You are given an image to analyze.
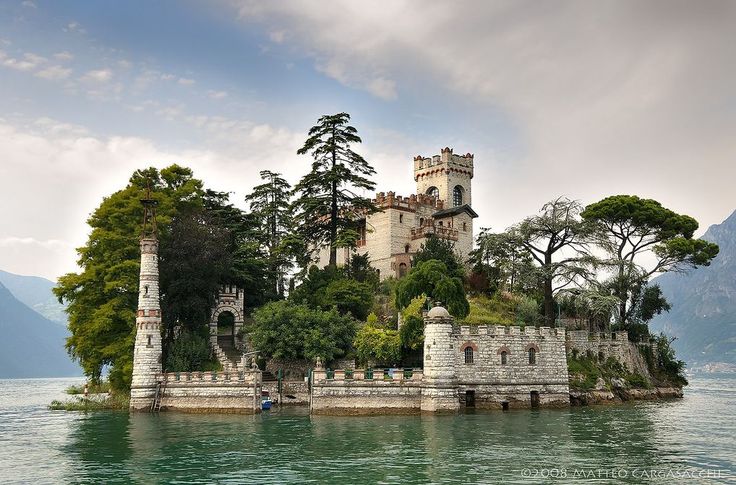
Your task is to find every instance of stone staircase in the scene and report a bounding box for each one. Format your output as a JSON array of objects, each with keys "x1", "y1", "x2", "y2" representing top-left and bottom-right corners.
[{"x1": 213, "y1": 335, "x2": 243, "y2": 372}]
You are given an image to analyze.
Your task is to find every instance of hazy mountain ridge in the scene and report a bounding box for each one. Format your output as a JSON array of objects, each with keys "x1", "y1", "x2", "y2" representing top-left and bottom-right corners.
[
  {"x1": 0, "y1": 280, "x2": 80, "y2": 378},
  {"x1": 0, "y1": 270, "x2": 67, "y2": 324},
  {"x1": 650, "y1": 209, "x2": 736, "y2": 366}
]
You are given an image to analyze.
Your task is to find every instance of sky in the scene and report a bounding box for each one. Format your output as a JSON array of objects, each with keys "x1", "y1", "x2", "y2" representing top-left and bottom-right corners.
[{"x1": 0, "y1": 0, "x2": 734, "y2": 281}]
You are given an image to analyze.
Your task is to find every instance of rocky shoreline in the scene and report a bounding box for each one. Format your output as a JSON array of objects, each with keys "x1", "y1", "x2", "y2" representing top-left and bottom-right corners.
[{"x1": 569, "y1": 386, "x2": 683, "y2": 406}]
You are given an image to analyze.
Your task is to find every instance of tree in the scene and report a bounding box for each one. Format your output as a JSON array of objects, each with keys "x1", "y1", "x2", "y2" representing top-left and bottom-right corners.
[
  {"x1": 250, "y1": 300, "x2": 357, "y2": 362},
  {"x1": 54, "y1": 165, "x2": 205, "y2": 390},
  {"x1": 470, "y1": 228, "x2": 540, "y2": 295},
  {"x1": 289, "y1": 265, "x2": 374, "y2": 320},
  {"x1": 581, "y1": 195, "x2": 719, "y2": 327},
  {"x1": 507, "y1": 197, "x2": 594, "y2": 327},
  {"x1": 395, "y1": 260, "x2": 470, "y2": 318},
  {"x1": 292, "y1": 112, "x2": 380, "y2": 267},
  {"x1": 354, "y1": 324, "x2": 401, "y2": 367},
  {"x1": 244, "y1": 170, "x2": 293, "y2": 298},
  {"x1": 412, "y1": 235, "x2": 465, "y2": 280}
]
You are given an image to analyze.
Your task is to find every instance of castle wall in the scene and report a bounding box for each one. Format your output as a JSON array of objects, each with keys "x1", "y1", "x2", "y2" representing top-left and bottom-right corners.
[
  {"x1": 157, "y1": 371, "x2": 262, "y2": 414},
  {"x1": 566, "y1": 330, "x2": 652, "y2": 380},
  {"x1": 310, "y1": 369, "x2": 423, "y2": 414},
  {"x1": 454, "y1": 326, "x2": 570, "y2": 408}
]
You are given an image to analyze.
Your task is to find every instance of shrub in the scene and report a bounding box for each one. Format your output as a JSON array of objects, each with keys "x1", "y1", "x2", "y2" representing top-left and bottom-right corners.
[
  {"x1": 354, "y1": 324, "x2": 401, "y2": 367},
  {"x1": 165, "y1": 328, "x2": 213, "y2": 372}
]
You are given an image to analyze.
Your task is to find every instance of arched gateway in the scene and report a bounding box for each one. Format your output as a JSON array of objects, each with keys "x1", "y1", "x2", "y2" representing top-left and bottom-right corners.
[{"x1": 209, "y1": 285, "x2": 245, "y2": 346}]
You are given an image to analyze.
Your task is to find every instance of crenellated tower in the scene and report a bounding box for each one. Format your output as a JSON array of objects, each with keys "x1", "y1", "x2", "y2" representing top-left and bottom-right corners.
[
  {"x1": 421, "y1": 304, "x2": 460, "y2": 413},
  {"x1": 414, "y1": 147, "x2": 474, "y2": 208},
  {"x1": 129, "y1": 187, "x2": 163, "y2": 411}
]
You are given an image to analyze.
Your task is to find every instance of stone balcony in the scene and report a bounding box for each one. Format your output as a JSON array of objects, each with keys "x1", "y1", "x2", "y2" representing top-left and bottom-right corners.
[{"x1": 410, "y1": 224, "x2": 459, "y2": 241}]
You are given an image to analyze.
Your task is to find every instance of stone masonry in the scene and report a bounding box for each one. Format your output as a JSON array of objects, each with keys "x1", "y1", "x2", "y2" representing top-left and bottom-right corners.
[
  {"x1": 130, "y1": 236, "x2": 164, "y2": 410},
  {"x1": 314, "y1": 147, "x2": 477, "y2": 279}
]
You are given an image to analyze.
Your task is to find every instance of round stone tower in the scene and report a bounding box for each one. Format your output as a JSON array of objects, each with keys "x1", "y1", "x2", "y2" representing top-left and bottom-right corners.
[
  {"x1": 420, "y1": 304, "x2": 459, "y2": 413},
  {"x1": 130, "y1": 193, "x2": 163, "y2": 411}
]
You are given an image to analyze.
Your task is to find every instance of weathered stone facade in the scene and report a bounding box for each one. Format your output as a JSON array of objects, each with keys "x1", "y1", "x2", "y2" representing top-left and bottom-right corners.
[
  {"x1": 314, "y1": 147, "x2": 477, "y2": 279},
  {"x1": 310, "y1": 305, "x2": 570, "y2": 414},
  {"x1": 566, "y1": 330, "x2": 653, "y2": 381},
  {"x1": 130, "y1": 237, "x2": 164, "y2": 411},
  {"x1": 157, "y1": 371, "x2": 262, "y2": 413}
]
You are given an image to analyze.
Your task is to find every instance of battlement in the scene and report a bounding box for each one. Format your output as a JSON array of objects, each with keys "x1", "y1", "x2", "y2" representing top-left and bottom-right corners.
[
  {"x1": 456, "y1": 325, "x2": 567, "y2": 340},
  {"x1": 374, "y1": 191, "x2": 445, "y2": 211},
  {"x1": 413, "y1": 147, "x2": 474, "y2": 173},
  {"x1": 566, "y1": 330, "x2": 629, "y2": 343}
]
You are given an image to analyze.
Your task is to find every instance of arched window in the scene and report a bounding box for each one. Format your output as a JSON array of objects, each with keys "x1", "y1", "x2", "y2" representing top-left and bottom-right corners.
[
  {"x1": 464, "y1": 346, "x2": 474, "y2": 364},
  {"x1": 501, "y1": 351, "x2": 508, "y2": 365},
  {"x1": 453, "y1": 185, "x2": 464, "y2": 207},
  {"x1": 419, "y1": 217, "x2": 424, "y2": 226},
  {"x1": 528, "y1": 348, "x2": 536, "y2": 365},
  {"x1": 462, "y1": 222, "x2": 467, "y2": 231},
  {"x1": 426, "y1": 186, "x2": 439, "y2": 199},
  {"x1": 398, "y1": 262, "x2": 408, "y2": 277},
  {"x1": 439, "y1": 221, "x2": 443, "y2": 227},
  {"x1": 399, "y1": 213, "x2": 404, "y2": 223},
  {"x1": 404, "y1": 244, "x2": 410, "y2": 254}
]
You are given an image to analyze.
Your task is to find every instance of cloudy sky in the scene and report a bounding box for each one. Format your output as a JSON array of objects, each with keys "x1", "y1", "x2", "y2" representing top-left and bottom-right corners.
[{"x1": 1, "y1": 0, "x2": 734, "y2": 281}]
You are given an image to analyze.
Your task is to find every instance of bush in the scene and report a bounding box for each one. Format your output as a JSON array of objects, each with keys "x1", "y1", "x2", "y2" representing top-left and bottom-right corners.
[
  {"x1": 395, "y1": 260, "x2": 469, "y2": 318},
  {"x1": 251, "y1": 300, "x2": 357, "y2": 363},
  {"x1": 165, "y1": 328, "x2": 214, "y2": 372},
  {"x1": 354, "y1": 324, "x2": 401, "y2": 367}
]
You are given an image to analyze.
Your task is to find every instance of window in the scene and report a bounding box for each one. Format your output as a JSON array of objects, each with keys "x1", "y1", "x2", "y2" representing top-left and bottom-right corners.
[
  {"x1": 144, "y1": 285, "x2": 149, "y2": 296},
  {"x1": 399, "y1": 214, "x2": 403, "y2": 223},
  {"x1": 146, "y1": 335, "x2": 152, "y2": 348},
  {"x1": 439, "y1": 221, "x2": 443, "y2": 227},
  {"x1": 501, "y1": 351, "x2": 508, "y2": 365},
  {"x1": 453, "y1": 185, "x2": 464, "y2": 207},
  {"x1": 405, "y1": 244, "x2": 410, "y2": 254},
  {"x1": 528, "y1": 348, "x2": 536, "y2": 365},
  {"x1": 426, "y1": 186, "x2": 439, "y2": 199},
  {"x1": 419, "y1": 217, "x2": 424, "y2": 226},
  {"x1": 464, "y1": 346, "x2": 474, "y2": 364},
  {"x1": 463, "y1": 222, "x2": 467, "y2": 231}
]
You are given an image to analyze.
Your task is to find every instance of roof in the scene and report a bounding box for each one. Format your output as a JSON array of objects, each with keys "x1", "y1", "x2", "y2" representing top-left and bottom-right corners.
[{"x1": 432, "y1": 204, "x2": 478, "y2": 219}]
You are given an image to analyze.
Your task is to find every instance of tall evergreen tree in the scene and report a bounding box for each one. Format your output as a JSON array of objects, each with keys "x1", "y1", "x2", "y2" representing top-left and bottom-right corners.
[
  {"x1": 245, "y1": 170, "x2": 293, "y2": 298},
  {"x1": 292, "y1": 112, "x2": 380, "y2": 268}
]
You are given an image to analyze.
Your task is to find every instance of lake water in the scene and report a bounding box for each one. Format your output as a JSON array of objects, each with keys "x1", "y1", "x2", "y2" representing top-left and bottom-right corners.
[{"x1": 0, "y1": 376, "x2": 733, "y2": 484}]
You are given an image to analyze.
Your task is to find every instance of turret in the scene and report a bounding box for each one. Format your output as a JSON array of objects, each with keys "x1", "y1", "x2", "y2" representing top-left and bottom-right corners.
[
  {"x1": 420, "y1": 304, "x2": 459, "y2": 413},
  {"x1": 130, "y1": 188, "x2": 163, "y2": 411},
  {"x1": 413, "y1": 147, "x2": 474, "y2": 208}
]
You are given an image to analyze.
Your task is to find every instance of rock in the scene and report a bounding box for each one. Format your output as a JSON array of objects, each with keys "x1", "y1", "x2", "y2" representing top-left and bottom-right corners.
[
  {"x1": 594, "y1": 377, "x2": 606, "y2": 390},
  {"x1": 611, "y1": 377, "x2": 626, "y2": 389}
]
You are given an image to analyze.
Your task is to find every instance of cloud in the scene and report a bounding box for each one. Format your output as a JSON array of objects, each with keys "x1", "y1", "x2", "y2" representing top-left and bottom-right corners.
[
  {"x1": 35, "y1": 65, "x2": 72, "y2": 80},
  {"x1": 177, "y1": 77, "x2": 195, "y2": 85},
  {"x1": 64, "y1": 21, "x2": 85, "y2": 34},
  {"x1": 81, "y1": 68, "x2": 112, "y2": 82},
  {"x1": 229, "y1": 0, "x2": 736, "y2": 233},
  {"x1": 53, "y1": 50, "x2": 73, "y2": 61},
  {"x1": 0, "y1": 51, "x2": 46, "y2": 71},
  {"x1": 21, "y1": 1, "x2": 37, "y2": 9},
  {"x1": 207, "y1": 90, "x2": 228, "y2": 99},
  {"x1": 269, "y1": 30, "x2": 286, "y2": 43}
]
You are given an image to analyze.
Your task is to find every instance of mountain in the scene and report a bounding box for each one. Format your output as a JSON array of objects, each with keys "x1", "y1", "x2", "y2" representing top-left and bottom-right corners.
[
  {"x1": 0, "y1": 281, "x2": 81, "y2": 378},
  {"x1": 650, "y1": 209, "x2": 736, "y2": 366},
  {"x1": 0, "y1": 269, "x2": 67, "y2": 324}
]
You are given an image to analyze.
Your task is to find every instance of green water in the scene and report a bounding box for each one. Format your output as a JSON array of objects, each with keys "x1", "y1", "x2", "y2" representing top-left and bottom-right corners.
[{"x1": 0, "y1": 376, "x2": 734, "y2": 484}]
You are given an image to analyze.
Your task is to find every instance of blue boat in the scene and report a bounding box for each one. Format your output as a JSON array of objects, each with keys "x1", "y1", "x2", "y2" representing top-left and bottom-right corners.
[{"x1": 261, "y1": 398, "x2": 273, "y2": 410}]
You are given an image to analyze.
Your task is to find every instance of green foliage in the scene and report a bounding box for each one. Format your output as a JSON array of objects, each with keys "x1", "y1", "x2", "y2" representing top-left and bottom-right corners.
[
  {"x1": 515, "y1": 296, "x2": 542, "y2": 326},
  {"x1": 244, "y1": 170, "x2": 293, "y2": 298},
  {"x1": 354, "y1": 324, "x2": 401, "y2": 366},
  {"x1": 251, "y1": 300, "x2": 357, "y2": 362},
  {"x1": 399, "y1": 295, "x2": 427, "y2": 352},
  {"x1": 49, "y1": 394, "x2": 129, "y2": 411},
  {"x1": 470, "y1": 229, "x2": 540, "y2": 295},
  {"x1": 412, "y1": 235, "x2": 465, "y2": 280},
  {"x1": 582, "y1": 195, "x2": 719, "y2": 326},
  {"x1": 65, "y1": 381, "x2": 111, "y2": 395},
  {"x1": 292, "y1": 112, "x2": 380, "y2": 267},
  {"x1": 641, "y1": 333, "x2": 688, "y2": 387},
  {"x1": 344, "y1": 252, "x2": 380, "y2": 289},
  {"x1": 164, "y1": 328, "x2": 216, "y2": 372},
  {"x1": 395, "y1": 260, "x2": 469, "y2": 318},
  {"x1": 462, "y1": 294, "x2": 517, "y2": 325},
  {"x1": 290, "y1": 265, "x2": 374, "y2": 320}
]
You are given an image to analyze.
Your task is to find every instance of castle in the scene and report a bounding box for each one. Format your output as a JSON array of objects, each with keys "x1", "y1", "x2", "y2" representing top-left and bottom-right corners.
[
  {"x1": 313, "y1": 147, "x2": 477, "y2": 278},
  {"x1": 129, "y1": 148, "x2": 658, "y2": 414}
]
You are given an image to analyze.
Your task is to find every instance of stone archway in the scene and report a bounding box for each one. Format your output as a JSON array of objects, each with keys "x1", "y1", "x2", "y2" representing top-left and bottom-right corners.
[{"x1": 209, "y1": 285, "x2": 245, "y2": 347}]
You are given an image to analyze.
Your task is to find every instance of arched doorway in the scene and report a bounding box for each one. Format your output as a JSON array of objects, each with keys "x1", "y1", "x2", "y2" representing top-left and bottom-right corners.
[{"x1": 217, "y1": 310, "x2": 236, "y2": 343}]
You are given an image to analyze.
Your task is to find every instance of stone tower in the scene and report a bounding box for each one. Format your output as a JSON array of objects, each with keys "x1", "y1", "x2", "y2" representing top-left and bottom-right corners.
[
  {"x1": 414, "y1": 147, "x2": 474, "y2": 208},
  {"x1": 421, "y1": 304, "x2": 459, "y2": 413},
  {"x1": 129, "y1": 191, "x2": 163, "y2": 411}
]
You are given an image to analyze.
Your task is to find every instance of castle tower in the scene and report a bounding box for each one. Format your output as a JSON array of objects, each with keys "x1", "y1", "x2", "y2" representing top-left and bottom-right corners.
[
  {"x1": 129, "y1": 189, "x2": 163, "y2": 411},
  {"x1": 420, "y1": 304, "x2": 459, "y2": 413},
  {"x1": 414, "y1": 147, "x2": 474, "y2": 208}
]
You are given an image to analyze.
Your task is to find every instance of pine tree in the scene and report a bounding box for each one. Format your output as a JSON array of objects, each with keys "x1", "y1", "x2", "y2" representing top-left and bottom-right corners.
[
  {"x1": 245, "y1": 170, "x2": 293, "y2": 298},
  {"x1": 293, "y1": 113, "x2": 380, "y2": 268}
]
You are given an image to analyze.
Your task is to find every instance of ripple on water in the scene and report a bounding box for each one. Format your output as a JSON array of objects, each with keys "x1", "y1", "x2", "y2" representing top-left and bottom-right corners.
[{"x1": 0, "y1": 376, "x2": 734, "y2": 483}]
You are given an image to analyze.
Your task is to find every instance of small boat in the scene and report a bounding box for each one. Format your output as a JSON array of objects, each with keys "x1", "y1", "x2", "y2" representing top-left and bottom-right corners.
[{"x1": 261, "y1": 398, "x2": 273, "y2": 410}]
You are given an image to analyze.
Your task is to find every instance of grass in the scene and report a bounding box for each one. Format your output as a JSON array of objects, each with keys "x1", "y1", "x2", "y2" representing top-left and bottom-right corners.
[
  {"x1": 461, "y1": 294, "x2": 516, "y2": 326},
  {"x1": 568, "y1": 354, "x2": 652, "y2": 391},
  {"x1": 49, "y1": 393, "x2": 129, "y2": 411},
  {"x1": 65, "y1": 381, "x2": 111, "y2": 395}
]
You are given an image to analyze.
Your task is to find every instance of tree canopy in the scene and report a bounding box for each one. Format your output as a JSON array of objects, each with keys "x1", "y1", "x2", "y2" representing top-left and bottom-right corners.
[
  {"x1": 292, "y1": 113, "x2": 380, "y2": 267},
  {"x1": 582, "y1": 195, "x2": 719, "y2": 326},
  {"x1": 395, "y1": 259, "x2": 469, "y2": 318}
]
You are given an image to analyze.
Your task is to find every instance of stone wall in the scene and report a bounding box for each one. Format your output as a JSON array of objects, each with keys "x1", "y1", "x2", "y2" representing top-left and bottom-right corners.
[
  {"x1": 310, "y1": 368, "x2": 423, "y2": 414},
  {"x1": 454, "y1": 325, "x2": 570, "y2": 408},
  {"x1": 263, "y1": 380, "x2": 310, "y2": 405},
  {"x1": 566, "y1": 330, "x2": 652, "y2": 380},
  {"x1": 157, "y1": 371, "x2": 262, "y2": 413}
]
